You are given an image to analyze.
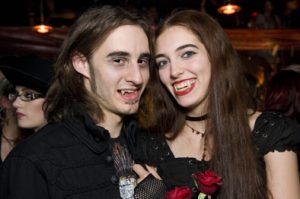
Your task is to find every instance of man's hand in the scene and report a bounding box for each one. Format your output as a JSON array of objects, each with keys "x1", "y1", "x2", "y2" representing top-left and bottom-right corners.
[
  {"x1": 133, "y1": 164, "x2": 166, "y2": 199},
  {"x1": 133, "y1": 164, "x2": 162, "y2": 183}
]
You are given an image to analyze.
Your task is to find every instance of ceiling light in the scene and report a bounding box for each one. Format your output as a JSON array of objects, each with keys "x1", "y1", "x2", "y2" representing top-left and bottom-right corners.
[{"x1": 218, "y1": 1, "x2": 241, "y2": 15}]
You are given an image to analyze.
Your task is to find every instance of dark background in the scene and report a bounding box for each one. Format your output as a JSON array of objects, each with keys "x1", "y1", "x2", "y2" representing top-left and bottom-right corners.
[
  {"x1": 0, "y1": 0, "x2": 295, "y2": 28},
  {"x1": 0, "y1": 0, "x2": 299, "y2": 110}
]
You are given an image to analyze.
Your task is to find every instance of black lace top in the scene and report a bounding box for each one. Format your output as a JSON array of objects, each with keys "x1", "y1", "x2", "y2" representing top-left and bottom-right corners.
[{"x1": 130, "y1": 112, "x2": 300, "y2": 198}]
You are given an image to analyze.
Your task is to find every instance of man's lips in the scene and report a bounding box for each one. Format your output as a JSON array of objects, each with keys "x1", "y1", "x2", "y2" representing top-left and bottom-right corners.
[{"x1": 117, "y1": 88, "x2": 141, "y2": 102}]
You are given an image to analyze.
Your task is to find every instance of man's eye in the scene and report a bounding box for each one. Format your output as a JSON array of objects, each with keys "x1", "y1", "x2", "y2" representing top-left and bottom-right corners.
[
  {"x1": 138, "y1": 58, "x2": 149, "y2": 65},
  {"x1": 182, "y1": 51, "x2": 196, "y2": 58},
  {"x1": 113, "y1": 59, "x2": 122, "y2": 63},
  {"x1": 112, "y1": 57, "x2": 126, "y2": 65}
]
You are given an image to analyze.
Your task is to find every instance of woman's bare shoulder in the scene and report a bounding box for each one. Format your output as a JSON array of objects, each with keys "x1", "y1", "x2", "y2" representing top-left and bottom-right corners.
[{"x1": 248, "y1": 110, "x2": 262, "y2": 131}]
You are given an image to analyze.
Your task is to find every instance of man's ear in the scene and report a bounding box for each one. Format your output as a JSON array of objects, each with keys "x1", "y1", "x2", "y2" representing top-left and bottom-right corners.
[{"x1": 72, "y1": 53, "x2": 91, "y2": 79}]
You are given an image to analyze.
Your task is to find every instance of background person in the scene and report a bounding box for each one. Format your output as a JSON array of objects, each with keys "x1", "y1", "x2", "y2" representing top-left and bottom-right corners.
[
  {"x1": 0, "y1": 55, "x2": 54, "y2": 132},
  {"x1": 264, "y1": 65, "x2": 300, "y2": 171},
  {"x1": 264, "y1": 65, "x2": 300, "y2": 123},
  {"x1": 254, "y1": 0, "x2": 282, "y2": 29},
  {"x1": 0, "y1": 74, "x2": 22, "y2": 163}
]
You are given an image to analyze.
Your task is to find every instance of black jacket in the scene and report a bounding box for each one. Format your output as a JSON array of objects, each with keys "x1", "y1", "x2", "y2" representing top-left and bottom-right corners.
[{"x1": 0, "y1": 112, "x2": 137, "y2": 199}]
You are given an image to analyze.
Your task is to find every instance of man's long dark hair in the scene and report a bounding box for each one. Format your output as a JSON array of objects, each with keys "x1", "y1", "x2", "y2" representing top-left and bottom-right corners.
[{"x1": 45, "y1": 6, "x2": 153, "y2": 123}]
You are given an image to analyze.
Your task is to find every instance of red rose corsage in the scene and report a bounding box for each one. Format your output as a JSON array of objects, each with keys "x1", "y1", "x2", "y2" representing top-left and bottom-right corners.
[
  {"x1": 165, "y1": 186, "x2": 193, "y2": 199},
  {"x1": 192, "y1": 170, "x2": 223, "y2": 199}
]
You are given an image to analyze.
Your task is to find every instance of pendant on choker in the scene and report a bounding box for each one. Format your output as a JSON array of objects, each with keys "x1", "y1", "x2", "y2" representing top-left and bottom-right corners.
[
  {"x1": 186, "y1": 114, "x2": 208, "y2": 121},
  {"x1": 185, "y1": 122, "x2": 207, "y2": 160},
  {"x1": 185, "y1": 123, "x2": 205, "y2": 137}
]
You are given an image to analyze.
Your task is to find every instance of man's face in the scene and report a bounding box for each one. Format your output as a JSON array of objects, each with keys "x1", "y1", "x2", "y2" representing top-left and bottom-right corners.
[{"x1": 90, "y1": 25, "x2": 150, "y2": 117}]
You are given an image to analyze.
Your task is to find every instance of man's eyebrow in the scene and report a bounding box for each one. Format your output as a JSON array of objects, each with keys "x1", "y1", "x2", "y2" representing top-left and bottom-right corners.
[
  {"x1": 106, "y1": 51, "x2": 151, "y2": 59},
  {"x1": 106, "y1": 51, "x2": 129, "y2": 58},
  {"x1": 139, "y1": 52, "x2": 151, "y2": 59}
]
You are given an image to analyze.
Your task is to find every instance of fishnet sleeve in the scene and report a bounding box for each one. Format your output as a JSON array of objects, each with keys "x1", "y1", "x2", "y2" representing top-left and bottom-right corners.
[{"x1": 134, "y1": 174, "x2": 167, "y2": 199}]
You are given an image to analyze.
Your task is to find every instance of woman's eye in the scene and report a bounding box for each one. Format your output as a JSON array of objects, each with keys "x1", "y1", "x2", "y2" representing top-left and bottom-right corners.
[
  {"x1": 182, "y1": 51, "x2": 195, "y2": 58},
  {"x1": 24, "y1": 92, "x2": 34, "y2": 99},
  {"x1": 156, "y1": 60, "x2": 168, "y2": 68}
]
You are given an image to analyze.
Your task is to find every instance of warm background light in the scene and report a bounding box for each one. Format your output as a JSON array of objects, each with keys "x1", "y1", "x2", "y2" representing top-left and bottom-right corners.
[
  {"x1": 33, "y1": 24, "x2": 53, "y2": 34},
  {"x1": 218, "y1": 4, "x2": 241, "y2": 15}
]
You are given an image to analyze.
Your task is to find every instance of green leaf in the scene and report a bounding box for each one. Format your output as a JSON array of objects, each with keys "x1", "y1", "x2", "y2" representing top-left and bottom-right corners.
[{"x1": 198, "y1": 192, "x2": 207, "y2": 199}]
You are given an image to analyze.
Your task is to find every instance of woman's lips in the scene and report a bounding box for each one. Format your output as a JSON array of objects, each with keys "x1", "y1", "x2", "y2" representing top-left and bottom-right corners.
[
  {"x1": 173, "y1": 79, "x2": 196, "y2": 96},
  {"x1": 16, "y1": 112, "x2": 25, "y2": 119}
]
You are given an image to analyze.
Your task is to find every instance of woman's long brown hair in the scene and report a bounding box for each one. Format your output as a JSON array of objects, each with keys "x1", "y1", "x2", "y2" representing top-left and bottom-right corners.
[{"x1": 145, "y1": 10, "x2": 268, "y2": 199}]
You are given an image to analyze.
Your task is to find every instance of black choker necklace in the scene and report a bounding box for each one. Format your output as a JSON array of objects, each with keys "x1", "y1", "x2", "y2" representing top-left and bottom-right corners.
[{"x1": 186, "y1": 114, "x2": 208, "y2": 121}]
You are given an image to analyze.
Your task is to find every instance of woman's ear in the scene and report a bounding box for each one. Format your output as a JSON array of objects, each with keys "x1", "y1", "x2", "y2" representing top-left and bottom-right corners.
[{"x1": 72, "y1": 53, "x2": 91, "y2": 79}]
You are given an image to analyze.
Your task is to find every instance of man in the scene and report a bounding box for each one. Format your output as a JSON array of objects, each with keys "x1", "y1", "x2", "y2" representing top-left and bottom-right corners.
[{"x1": 0, "y1": 6, "x2": 159, "y2": 199}]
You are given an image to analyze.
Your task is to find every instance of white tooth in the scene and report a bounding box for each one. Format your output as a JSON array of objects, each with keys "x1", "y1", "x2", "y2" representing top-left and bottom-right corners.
[
  {"x1": 120, "y1": 90, "x2": 136, "y2": 95},
  {"x1": 184, "y1": 81, "x2": 188, "y2": 88},
  {"x1": 174, "y1": 79, "x2": 195, "y2": 91}
]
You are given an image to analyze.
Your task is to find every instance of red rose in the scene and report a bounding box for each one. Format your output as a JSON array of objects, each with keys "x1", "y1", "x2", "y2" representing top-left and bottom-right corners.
[
  {"x1": 192, "y1": 170, "x2": 223, "y2": 195},
  {"x1": 165, "y1": 186, "x2": 192, "y2": 199}
]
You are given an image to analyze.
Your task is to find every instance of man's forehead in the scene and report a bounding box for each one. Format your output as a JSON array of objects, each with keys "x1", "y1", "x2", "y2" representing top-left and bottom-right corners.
[
  {"x1": 97, "y1": 25, "x2": 150, "y2": 56},
  {"x1": 105, "y1": 25, "x2": 146, "y2": 41}
]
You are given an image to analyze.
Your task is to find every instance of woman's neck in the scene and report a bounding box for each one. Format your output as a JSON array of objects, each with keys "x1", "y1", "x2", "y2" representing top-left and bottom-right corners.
[
  {"x1": 186, "y1": 100, "x2": 208, "y2": 119},
  {"x1": 167, "y1": 120, "x2": 209, "y2": 161}
]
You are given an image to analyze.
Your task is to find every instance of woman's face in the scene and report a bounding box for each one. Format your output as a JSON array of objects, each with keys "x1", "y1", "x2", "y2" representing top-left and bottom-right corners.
[
  {"x1": 12, "y1": 86, "x2": 47, "y2": 131},
  {"x1": 155, "y1": 26, "x2": 211, "y2": 114}
]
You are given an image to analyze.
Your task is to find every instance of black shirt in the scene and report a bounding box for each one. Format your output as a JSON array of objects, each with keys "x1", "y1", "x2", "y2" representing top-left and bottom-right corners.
[{"x1": 0, "y1": 111, "x2": 138, "y2": 199}]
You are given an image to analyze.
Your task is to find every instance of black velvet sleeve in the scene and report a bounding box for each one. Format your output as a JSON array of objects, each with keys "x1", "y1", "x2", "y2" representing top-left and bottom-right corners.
[{"x1": 253, "y1": 112, "x2": 300, "y2": 157}]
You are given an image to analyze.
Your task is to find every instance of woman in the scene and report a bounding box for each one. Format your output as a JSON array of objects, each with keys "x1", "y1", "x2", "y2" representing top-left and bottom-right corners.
[
  {"x1": 0, "y1": 55, "x2": 54, "y2": 132},
  {"x1": 133, "y1": 10, "x2": 300, "y2": 199},
  {"x1": 0, "y1": 75, "x2": 22, "y2": 163}
]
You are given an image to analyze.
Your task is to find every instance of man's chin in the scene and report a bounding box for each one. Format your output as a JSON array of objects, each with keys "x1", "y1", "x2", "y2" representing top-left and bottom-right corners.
[{"x1": 120, "y1": 103, "x2": 139, "y2": 115}]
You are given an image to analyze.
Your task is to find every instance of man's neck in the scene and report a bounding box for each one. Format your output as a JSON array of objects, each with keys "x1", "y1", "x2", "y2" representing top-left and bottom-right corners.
[{"x1": 97, "y1": 111, "x2": 123, "y2": 138}]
